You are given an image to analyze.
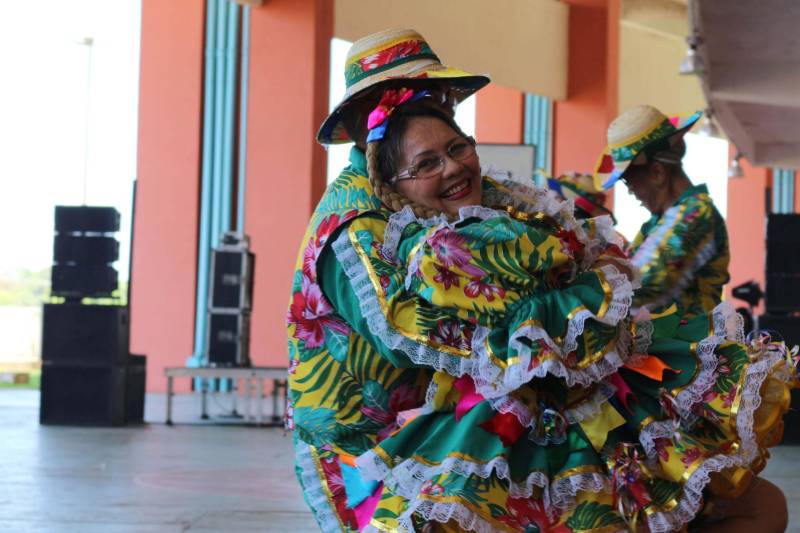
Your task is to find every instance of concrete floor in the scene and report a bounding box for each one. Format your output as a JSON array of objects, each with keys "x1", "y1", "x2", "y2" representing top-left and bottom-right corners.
[{"x1": 1, "y1": 389, "x2": 798, "y2": 532}]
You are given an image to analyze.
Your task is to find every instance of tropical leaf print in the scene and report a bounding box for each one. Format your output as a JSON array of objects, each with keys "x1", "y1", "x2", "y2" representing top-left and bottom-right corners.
[{"x1": 565, "y1": 501, "x2": 625, "y2": 530}]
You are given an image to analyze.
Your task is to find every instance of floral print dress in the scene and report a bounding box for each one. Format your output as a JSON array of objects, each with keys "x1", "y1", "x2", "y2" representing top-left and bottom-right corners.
[{"x1": 287, "y1": 149, "x2": 793, "y2": 533}]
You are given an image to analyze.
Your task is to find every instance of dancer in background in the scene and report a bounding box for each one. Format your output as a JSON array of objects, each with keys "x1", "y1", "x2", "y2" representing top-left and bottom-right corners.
[{"x1": 595, "y1": 105, "x2": 729, "y2": 318}]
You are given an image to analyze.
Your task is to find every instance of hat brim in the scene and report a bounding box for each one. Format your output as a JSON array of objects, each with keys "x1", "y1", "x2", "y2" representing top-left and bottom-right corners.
[
  {"x1": 594, "y1": 111, "x2": 702, "y2": 190},
  {"x1": 317, "y1": 66, "x2": 490, "y2": 145}
]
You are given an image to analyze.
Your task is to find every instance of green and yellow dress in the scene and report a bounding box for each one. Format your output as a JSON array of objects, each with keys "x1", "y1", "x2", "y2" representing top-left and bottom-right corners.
[
  {"x1": 287, "y1": 150, "x2": 793, "y2": 532},
  {"x1": 629, "y1": 184, "x2": 729, "y2": 318}
]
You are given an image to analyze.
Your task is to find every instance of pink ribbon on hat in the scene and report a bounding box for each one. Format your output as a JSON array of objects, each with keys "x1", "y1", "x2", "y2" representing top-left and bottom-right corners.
[{"x1": 366, "y1": 88, "x2": 429, "y2": 143}]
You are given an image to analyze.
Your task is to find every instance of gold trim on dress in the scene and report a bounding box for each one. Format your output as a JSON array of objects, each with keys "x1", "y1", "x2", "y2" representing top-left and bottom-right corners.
[{"x1": 348, "y1": 224, "x2": 471, "y2": 358}]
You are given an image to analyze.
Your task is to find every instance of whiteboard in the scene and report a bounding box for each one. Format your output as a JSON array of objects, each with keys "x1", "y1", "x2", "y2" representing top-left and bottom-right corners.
[{"x1": 476, "y1": 143, "x2": 537, "y2": 185}]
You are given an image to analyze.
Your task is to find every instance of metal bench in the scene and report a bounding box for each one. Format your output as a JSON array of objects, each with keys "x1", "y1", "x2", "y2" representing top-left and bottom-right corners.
[{"x1": 164, "y1": 366, "x2": 287, "y2": 426}]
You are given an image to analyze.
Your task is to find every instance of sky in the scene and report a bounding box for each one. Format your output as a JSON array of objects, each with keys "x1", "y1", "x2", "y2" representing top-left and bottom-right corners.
[{"x1": 0, "y1": 0, "x2": 141, "y2": 280}]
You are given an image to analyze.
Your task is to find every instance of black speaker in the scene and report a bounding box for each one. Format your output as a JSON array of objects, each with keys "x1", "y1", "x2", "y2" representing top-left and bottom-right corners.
[
  {"x1": 758, "y1": 313, "x2": 800, "y2": 444},
  {"x1": 765, "y1": 214, "x2": 800, "y2": 313},
  {"x1": 51, "y1": 265, "x2": 118, "y2": 298},
  {"x1": 55, "y1": 206, "x2": 120, "y2": 233},
  {"x1": 54, "y1": 235, "x2": 119, "y2": 265},
  {"x1": 39, "y1": 363, "x2": 127, "y2": 426},
  {"x1": 210, "y1": 249, "x2": 255, "y2": 310},
  {"x1": 765, "y1": 273, "x2": 800, "y2": 313},
  {"x1": 41, "y1": 304, "x2": 129, "y2": 366},
  {"x1": 207, "y1": 311, "x2": 250, "y2": 367},
  {"x1": 125, "y1": 354, "x2": 146, "y2": 423}
]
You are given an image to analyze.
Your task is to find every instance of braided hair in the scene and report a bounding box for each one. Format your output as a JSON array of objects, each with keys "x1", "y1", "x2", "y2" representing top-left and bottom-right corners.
[{"x1": 367, "y1": 100, "x2": 477, "y2": 219}]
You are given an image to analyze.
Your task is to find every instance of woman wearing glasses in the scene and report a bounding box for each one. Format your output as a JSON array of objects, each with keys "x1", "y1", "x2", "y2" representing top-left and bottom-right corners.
[{"x1": 289, "y1": 32, "x2": 792, "y2": 533}]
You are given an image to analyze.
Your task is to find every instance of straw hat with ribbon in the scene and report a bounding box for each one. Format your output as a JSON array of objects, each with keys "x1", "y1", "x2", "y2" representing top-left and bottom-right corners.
[
  {"x1": 317, "y1": 28, "x2": 490, "y2": 145},
  {"x1": 546, "y1": 171, "x2": 617, "y2": 224},
  {"x1": 594, "y1": 105, "x2": 702, "y2": 190}
]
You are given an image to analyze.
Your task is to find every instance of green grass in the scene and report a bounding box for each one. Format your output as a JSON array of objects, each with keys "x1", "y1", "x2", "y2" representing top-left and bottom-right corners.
[{"x1": 0, "y1": 370, "x2": 41, "y2": 389}]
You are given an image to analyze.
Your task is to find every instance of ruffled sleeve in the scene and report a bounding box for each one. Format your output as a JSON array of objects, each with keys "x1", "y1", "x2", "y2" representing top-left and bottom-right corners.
[
  {"x1": 387, "y1": 206, "x2": 578, "y2": 326},
  {"x1": 329, "y1": 204, "x2": 635, "y2": 399}
]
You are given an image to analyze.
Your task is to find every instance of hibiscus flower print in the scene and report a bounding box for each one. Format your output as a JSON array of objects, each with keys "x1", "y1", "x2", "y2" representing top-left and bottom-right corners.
[
  {"x1": 429, "y1": 320, "x2": 470, "y2": 350},
  {"x1": 654, "y1": 437, "x2": 671, "y2": 462},
  {"x1": 432, "y1": 263, "x2": 460, "y2": 290},
  {"x1": 426, "y1": 229, "x2": 486, "y2": 277},
  {"x1": 681, "y1": 447, "x2": 702, "y2": 467},
  {"x1": 464, "y1": 277, "x2": 506, "y2": 301},
  {"x1": 287, "y1": 276, "x2": 350, "y2": 349},
  {"x1": 721, "y1": 384, "x2": 738, "y2": 408}
]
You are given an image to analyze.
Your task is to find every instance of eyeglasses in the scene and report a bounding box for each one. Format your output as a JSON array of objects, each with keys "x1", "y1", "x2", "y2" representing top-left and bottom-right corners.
[{"x1": 393, "y1": 137, "x2": 477, "y2": 182}]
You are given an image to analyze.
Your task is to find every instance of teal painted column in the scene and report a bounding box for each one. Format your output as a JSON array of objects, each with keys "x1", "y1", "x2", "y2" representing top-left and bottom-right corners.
[
  {"x1": 189, "y1": 0, "x2": 220, "y2": 369},
  {"x1": 773, "y1": 168, "x2": 796, "y2": 214},
  {"x1": 523, "y1": 93, "x2": 552, "y2": 186}
]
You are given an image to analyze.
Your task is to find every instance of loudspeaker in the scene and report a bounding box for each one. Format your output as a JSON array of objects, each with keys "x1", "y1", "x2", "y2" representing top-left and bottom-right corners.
[
  {"x1": 125, "y1": 354, "x2": 146, "y2": 423},
  {"x1": 765, "y1": 214, "x2": 800, "y2": 313},
  {"x1": 55, "y1": 206, "x2": 120, "y2": 233},
  {"x1": 758, "y1": 313, "x2": 800, "y2": 444},
  {"x1": 207, "y1": 311, "x2": 250, "y2": 367},
  {"x1": 54, "y1": 235, "x2": 119, "y2": 265},
  {"x1": 210, "y1": 250, "x2": 255, "y2": 310},
  {"x1": 51, "y1": 265, "x2": 118, "y2": 298},
  {"x1": 765, "y1": 273, "x2": 800, "y2": 313},
  {"x1": 39, "y1": 363, "x2": 127, "y2": 426},
  {"x1": 41, "y1": 304, "x2": 129, "y2": 366}
]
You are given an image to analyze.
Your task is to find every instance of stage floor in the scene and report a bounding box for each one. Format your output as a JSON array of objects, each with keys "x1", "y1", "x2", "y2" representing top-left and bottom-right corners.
[{"x1": 1, "y1": 389, "x2": 799, "y2": 532}]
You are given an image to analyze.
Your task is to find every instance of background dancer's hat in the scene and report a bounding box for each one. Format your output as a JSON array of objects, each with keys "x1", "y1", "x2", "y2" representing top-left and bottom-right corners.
[
  {"x1": 546, "y1": 171, "x2": 616, "y2": 224},
  {"x1": 594, "y1": 104, "x2": 702, "y2": 190},
  {"x1": 317, "y1": 28, "x2": 490, "y2": 145}
]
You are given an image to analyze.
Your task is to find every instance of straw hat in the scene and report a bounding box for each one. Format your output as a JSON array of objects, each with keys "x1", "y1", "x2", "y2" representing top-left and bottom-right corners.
[
  {"x1": 594, "y1": 105, "x2": 702, "y2": 190},
  {"x1": 317, "y1": 28, "x2": 490, "y2": 145},
  {"x1": 546, "y1": 172, "x2": 616, "y2": 223}
]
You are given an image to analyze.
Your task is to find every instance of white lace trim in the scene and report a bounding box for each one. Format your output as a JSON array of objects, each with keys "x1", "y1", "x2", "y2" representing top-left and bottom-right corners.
[
  {"x1": 471, "y1": 264, "x2": 633, "y2": 398},
  {"x1": 294, "y1": 439, "x2": 344, "y2": 533},
  {"x1": 643, "y1": 349, "x2": 787, "y2": 532},
  {"x1": 357, "y1": 446, "x2": 614, "y2": 533},
  {"x1": 334, "y1": 230, "x2": 634, "y2": 399},
  {"x1": 332, "y1": 230, "x2": 474, "y2": 378},
  {"x1": 639, "y1": 302, "x2": 746, "y2": 457},
  {"x1": 676, "y1": 302, "x2": 744, "y2": 414},
  {"x1": 633, "y1": 318, "x2": 655, "y2": 354},
  {"x1": 382, "y1": 204, "x2": 507, "y2": 263}
]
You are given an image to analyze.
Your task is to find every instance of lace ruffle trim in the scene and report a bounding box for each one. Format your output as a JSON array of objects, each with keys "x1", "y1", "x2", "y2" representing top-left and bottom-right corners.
[
  {"x1": 642, "y1": 348, "x2": 787, "y2": 532},
  {"x1": 471, "y1": 264, "x2": 634, "y2": 398},
  {"x1": 294, "y1": 440, "x2": 346, "y2": 533}
]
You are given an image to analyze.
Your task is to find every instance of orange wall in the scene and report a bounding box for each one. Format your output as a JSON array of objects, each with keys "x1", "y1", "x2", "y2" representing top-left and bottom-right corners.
[
  {"x1": 726, "y1": 152, "x2": 769, "y2": 314},
  {"x1": 245, "y1": 0, "x2": 333, "y2": 367},
  {"x1": 131, "y1": 0, "x2": 204, "y2": 391},
  {"x1": 475, "y1": 84, "x2": 524, "y2": 144},
  {"x1": 553, "y1": 4, "x2": 609, "y2": 177}
]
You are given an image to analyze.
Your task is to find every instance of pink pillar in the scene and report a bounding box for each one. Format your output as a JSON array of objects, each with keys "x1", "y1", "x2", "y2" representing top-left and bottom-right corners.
[
  {"x1": 475, "y1": 84, "x2": 524, "y2": 144},
  {"x1": 726, "y1": 151, "x2": 769, "y2": 315},
  {"x1": 131, "y1": 0, "x2": 204, "y2": 391},
  {"x1": 553, "y1": 1, "x2": 618, "y2": 212},
  {"x1": 244, "y1": 0, "x2": 333, "y2": 367}
]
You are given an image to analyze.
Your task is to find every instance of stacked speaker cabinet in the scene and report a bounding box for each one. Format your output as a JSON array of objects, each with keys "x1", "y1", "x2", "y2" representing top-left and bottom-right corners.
[
  {"x1": 759, "y1": 213, "x2": 800, "y2": 444},
  {"x1": 207, "y1": 233, "x2": 254, "y2": 367},
  {"x1": 40, "y1": 206, "x2": 145, "y2": 426}
]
